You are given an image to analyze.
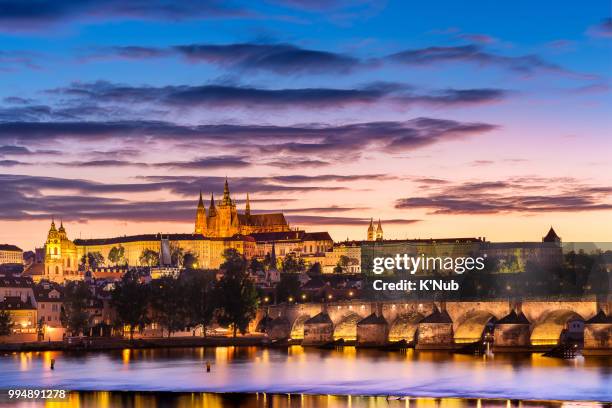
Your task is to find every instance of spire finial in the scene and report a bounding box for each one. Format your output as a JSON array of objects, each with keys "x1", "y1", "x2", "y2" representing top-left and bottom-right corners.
[{"x1": 222, "y1": 177, "x2": 231, "y2": 205}]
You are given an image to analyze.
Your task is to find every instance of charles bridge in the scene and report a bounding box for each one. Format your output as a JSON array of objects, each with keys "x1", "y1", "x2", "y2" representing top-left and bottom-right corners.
[{"x1": 253, "y1": 296, "x2": 612, "y2": 352}]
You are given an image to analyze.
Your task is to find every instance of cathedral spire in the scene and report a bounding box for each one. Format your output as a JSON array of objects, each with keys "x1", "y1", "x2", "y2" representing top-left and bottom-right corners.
[
  {"x1": 194, "y1": 190, "x2": 207, "y2": 235},
  {"x1": 222, "y1": 177, "x2": 232, "y2": 205},
  {"x1": 50, "y1": 217, "x2": 56, "y2": 231},
  {"x1": 367, "y1": 217, "x2": 374, "y2": 241},
  {"x1": 209, "y1": 193, "x2": 216, "y2": 216},
  {"x1": 376, "y1": 219, "x2": 383, "y2": 241},
  {"x1": 245, "y1": 193, "x2": 251, "y2": 217}
]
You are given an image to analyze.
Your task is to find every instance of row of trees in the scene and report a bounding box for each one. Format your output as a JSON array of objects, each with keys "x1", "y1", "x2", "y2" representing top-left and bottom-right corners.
[
  {"x1": 79, "y1": 247, "x2": 199, "y2": 269},
  {"x1": 62, "y1": 249, "x2": 258, "y2": 339}
]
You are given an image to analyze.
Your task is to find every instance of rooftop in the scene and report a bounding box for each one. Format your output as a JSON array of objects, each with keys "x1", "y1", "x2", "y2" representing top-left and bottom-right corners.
[{"x1": 0, "y1": 244, "x2": 22, "y2": 252}]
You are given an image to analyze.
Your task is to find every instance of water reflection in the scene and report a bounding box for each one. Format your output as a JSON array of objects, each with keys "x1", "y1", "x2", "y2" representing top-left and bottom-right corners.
[
  {"x1": 1, "y1": 392, "x2": 609, "y2": 408},
  {"x1": 0, "y1": 347, "x2": 610, "y2": 403}
]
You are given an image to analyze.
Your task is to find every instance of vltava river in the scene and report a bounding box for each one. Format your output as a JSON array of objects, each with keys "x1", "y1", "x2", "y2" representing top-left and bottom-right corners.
[{"x1": 0, "y1": 346, "x2": 610, "y2": 407}]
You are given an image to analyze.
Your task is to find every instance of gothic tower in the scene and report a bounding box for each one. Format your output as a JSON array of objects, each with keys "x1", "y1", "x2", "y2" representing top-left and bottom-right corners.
[
  {"x1": 245, "y1": 193, "x2": 251, "y2": 218},
  {"x1": 376, "y1": 219, "x2": 383, "y2": 241},
  {"x1": 367, "y1": 218, "x2": 374, "y2": 241},
  {"x1": 194, "y1": 190, "x2": 207, "y2": 235}
]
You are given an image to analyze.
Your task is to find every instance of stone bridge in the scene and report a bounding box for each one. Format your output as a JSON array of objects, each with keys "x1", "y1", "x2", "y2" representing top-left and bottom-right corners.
[{"x1": 252, "y1": 297, "x2": 611, "y2": 349}]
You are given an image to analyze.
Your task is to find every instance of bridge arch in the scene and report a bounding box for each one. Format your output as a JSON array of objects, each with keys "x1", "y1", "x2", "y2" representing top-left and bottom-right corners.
[
  {"x1": 388, "y1": 312, "x2": 424, "y2": 343},
  {"x1": 531, "y1": 310, "x2": 584, "y2": 346},
  {"x1": 290, "y1": 314, "x2": 312, "y2": 340},
  {"x1": 333, "y1": 312, "x2": 361, "y2": 341},
  {"x1": 454, "y1": 311, "x2": 497, "y2": 343}
]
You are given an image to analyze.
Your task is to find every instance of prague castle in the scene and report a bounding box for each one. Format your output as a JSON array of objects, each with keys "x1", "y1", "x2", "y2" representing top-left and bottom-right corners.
[
  {"x1": 38, "y1": 180, "x2": 332, "y2": 283},
  {"x1": 194, "y1": 179, "x2": 290, "y2": 237},
  {"x1": 35, "y1": 179, "x2": 561, "y2": 283}
]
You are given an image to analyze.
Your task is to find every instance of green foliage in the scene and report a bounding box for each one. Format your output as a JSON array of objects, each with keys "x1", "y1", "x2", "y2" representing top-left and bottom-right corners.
[
  {"x1": 275, "y1": 273, "x2": 301, "y2": 302},
  {"x1": 183, "y1": 272, "x2": 215, "y2": 337},
  {"x1": 307, "y1": 262, "x2": 322, "y2": 275},
  {"x1": 80, "y1": 252, "x2": 105, "y2": 268},
  {"x1": 139, "y1": 249, "x2": 159, "y2": 267},
  {"x1": 111, "y1": 271, "x2": 150, "y2": 340},
  {"x1": 61, "y1": 281, "x2": 90, "y2": 336},
  {"x1": 108, "y1": 246, "x2": 125, "y2": 266},
  {"x1": 183, "y1": 252, "x2": 199, "y2": 269},
  {"x1": 170, "y1": 245, "x2": 184, "y2": 267},
  {"x1": 281, "y1": 253, "x2": 305, "y2": 273},
  {"x1": 215, "y1": 249, "x2": 259, "y2": 337},
  {"x1": 150, "y1": 276, "x2": 188, "y2": 337},
  {"x1": 0, "y1": 306, "x2": 13, "y2": 336}
]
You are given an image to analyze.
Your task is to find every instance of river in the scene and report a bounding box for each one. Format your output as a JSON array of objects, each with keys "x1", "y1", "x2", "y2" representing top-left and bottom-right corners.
[{"x1": 0, "y1": 346, "x2": 610, "y2": 407}]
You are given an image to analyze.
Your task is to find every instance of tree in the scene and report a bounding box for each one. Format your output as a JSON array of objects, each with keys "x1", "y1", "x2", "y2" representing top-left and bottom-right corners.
[
  {"x1": 80, "y1": 252, "x2": 105, "y2": 268},
  {"x1": 111, "y1": 271, "x2": 150, "y2": 340},
  {"x1": 184, "y1": 272, "x2": 215, "y2": 337},
  {"x1": 150, "y1": 276, "x2": 188, "y2": 337},
  {"x1": 282, "y1": 253, "x2": 305, "y2": 273},
  {"x1": 307, "y1": 262, "x2": 322, "y2": 275},
  {"x1": 249, "y1": 258, "x2": 264, "y2": 273},
  {"x1": 61, "y1": 281, "x2": 90, "y2": 336},
  {"x1": 275, "y1": 273, "x2": 301, "y2": 302},
  {"x1": 215, "y1": 249, "x2": 259, "y2": 337},
  {"x1": 333, "y1": 255, "x2": 353, "y2": 274},
  {"x1": 139, "y1": 249, "x2": 159, "y2": 267},
  {"x1": 0, "y1": 306, "x2": 13, "y2": 337},
  {"x1": 108, "y1": 246, "x2": 125, "y2": 266},
  {"x1": 170, "y1": 245, "x2": 184, "y2": 267},
  {"x1": 183, "y1": 252, "x2": 199, "y2": 269}
]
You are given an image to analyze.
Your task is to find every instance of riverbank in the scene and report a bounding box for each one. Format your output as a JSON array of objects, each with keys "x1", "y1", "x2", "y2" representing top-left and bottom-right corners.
[
  {"x1": 1, "y1": 336, "x2": 610, "y2": 354},
  {"x1": 0, "y1": 335, "x2": 268, "y2": 352}
]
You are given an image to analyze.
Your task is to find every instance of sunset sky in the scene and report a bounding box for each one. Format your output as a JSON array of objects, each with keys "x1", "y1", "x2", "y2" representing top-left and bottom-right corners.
[{"x1": 0, "y1": 0, "x2": 611, "y2": 251}]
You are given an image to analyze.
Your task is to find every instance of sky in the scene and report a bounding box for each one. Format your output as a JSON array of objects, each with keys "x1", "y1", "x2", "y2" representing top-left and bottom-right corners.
[{"x1": 0, "y1": 0, "x2": 611, "y2": 251}]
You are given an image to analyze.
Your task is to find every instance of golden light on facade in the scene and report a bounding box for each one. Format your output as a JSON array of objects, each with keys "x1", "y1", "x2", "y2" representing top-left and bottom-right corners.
[
  {"x1": 263, "y1": 296, "x2": 269, "y2": 303},
  {"x1": 288, "y1": 296, "x2": 294, "y2": 302},
  {"x1": 327, "y1": 294, "x2": 333, "y2": 299},
  {"x1": 301, "y1": 294, "x2": 306, "y2": 300}
]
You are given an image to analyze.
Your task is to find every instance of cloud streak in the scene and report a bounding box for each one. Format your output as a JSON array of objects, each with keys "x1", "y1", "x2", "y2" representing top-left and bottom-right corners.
[{"x1": 395, "y1": 178, "x2": 612, "y2": 214}]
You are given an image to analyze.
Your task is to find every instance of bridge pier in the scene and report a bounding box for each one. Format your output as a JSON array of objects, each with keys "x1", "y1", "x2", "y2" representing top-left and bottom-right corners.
[
  {"x1": 583, "y1": 310, "x2": 612, "y2": 354},
  {"x1": 415, "y1": 308, "x2": 454, "y2": 350},
  {"x1": 493, "y1": 310, "x2": 531, "y2": 350},
  {"x1": 356, "y1": 314, "x2": 388, "y2": 347},
  {"x1": 303, "y1": 312, "x2": 334, "y2": 346}
]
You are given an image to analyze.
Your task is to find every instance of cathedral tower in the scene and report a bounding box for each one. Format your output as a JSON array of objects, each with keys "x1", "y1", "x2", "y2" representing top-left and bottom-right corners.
[
  {"x1": 376, "y1": 219, "x2": 383, "y2": 241},
  {"x1": 245, "y1": 193, "x2": 251, "y2": 217},
  {"x1": 367, "y1": 218, "x2": 374, "y2": 241},
  {"x1": 194, "y1": 191, "x2": 207, "y2": 235}
]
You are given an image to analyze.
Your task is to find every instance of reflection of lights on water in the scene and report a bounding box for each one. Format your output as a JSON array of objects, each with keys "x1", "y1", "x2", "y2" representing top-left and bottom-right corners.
[{"x1": 122, "y1": 349, "x2": 130, "y2": 365}]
